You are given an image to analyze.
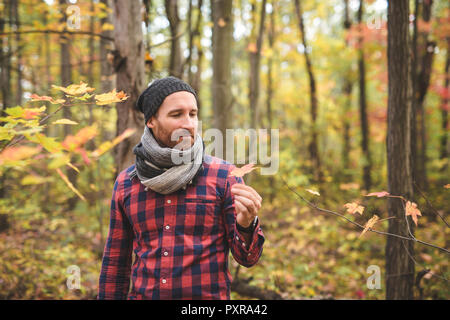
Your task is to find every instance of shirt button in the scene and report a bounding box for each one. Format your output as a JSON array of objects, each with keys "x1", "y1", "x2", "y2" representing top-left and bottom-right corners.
[
  {"x1": 235, "y1": 236, "x2": 239, "y2": 240},
  {"x1": 165, "y1": 225, "x2": 170, "y2": 230},
  {"x1": 161, "y1": 279, "x2": 167, "y2": 284},
  {"x1": 167, "y1": 199, "x2": 171, "y2": 204},
  {"x1": 163, "y1": 251, "x2": 169, "y2": 256}
]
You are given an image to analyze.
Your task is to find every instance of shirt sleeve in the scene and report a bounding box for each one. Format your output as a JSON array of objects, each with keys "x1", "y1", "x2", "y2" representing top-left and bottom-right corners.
[
  {"x1": 98, "y1": 176, "x2": 134, "y2": 300},
  {"x1": 222, "y1": 169, "x2": 265, "y2": 268}
]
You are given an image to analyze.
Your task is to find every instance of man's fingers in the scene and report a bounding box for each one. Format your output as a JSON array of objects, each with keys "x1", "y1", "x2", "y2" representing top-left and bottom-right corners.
[
  {"x1": 231, "y1": 184, "x2": 262, "y2": 203},
  {"x1": 234, "y1": 195, "x2": 259, "y2": 214},
  {"x1": 232, "y1": 184, "x2": 262, "y2": 201}
]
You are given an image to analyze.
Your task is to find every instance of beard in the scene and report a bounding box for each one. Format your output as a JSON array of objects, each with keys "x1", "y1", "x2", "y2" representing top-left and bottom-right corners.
[{"x1": 152, "y1": 126, "x2": 195, "y2": 150}]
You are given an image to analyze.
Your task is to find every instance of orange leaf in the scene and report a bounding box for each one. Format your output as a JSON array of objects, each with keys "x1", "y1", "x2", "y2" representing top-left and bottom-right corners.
[
  {"x1": 30, "y1": 94, "x2": 53, "y2": 102},
  {"x1": 365, "y1": 191, "x2": 390, "y2": 198},
  {"x1": 61, "y1": 126, "x2": 98, "y2": 151},
  {"x1": 344, "y1": 202, "x2": 365, "y2": 215},
  {"x1": 359, "y1": 214, "x2": 380, "y2": 238},
  {"x1": 0, "y1": 145, "x2": 42, "y2": 165},
  {"x1": 405, "y1": 201, "x2": 422, "y2": 226},
  {"x1": 229, "y1": 163, "x2": 257, "y2": 178},
  {"x1": 444, "y1": 184, "x2": 450, "y2": 189}
]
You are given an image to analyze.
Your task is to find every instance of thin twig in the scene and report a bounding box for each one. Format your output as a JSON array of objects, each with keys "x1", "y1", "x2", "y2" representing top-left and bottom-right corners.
[{"x1": 414, "y1": 181, "x2": 449, "y2": 228}]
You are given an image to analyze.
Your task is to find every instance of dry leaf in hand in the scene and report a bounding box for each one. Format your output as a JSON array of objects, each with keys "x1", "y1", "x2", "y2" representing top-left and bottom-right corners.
[
  {"x1": 344, "y1": 202, "x2": 365, "y2": 215},
  {"x1": 229, "y1": 163, "x2": 257, "y2": 178},
  {"x1": 359, "y1": 214, "x2": 380, "y2": 238},
  {"x1": 405, "y1": 201, "x2": 422, "y2": 226}
]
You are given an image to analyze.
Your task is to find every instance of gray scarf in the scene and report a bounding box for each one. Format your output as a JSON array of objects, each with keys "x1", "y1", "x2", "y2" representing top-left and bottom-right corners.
[{"x1": 130, "y1": 127, "x2": 204, "y2": 195}]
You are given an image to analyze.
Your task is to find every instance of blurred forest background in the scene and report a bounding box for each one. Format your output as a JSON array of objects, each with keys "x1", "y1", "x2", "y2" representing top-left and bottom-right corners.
[{"x1": 0, "y1": 0, "x2": 448, "y2": 300}]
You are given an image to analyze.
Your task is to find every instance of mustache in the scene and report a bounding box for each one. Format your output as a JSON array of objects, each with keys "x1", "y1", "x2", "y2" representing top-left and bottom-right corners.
[{"x1": 170, "y1": 129, "x2": 195, "y2": 141}]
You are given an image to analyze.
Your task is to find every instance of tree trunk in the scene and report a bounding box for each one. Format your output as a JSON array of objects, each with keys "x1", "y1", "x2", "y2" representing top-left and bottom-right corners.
[
  {"x1": 165, "y1": 0, "x2": 183, "y2": 78},
  {"x1": 13, "y1": 0, "x2": 22, "y2": 106},
  {"x1": 266, "y1": 0, "x2": 276, "y2": 202},
  {"x1": 341, "y1": 0, "x2": 353, "y2": 179},
  {"x1": 211, "y1": 0, "x2": 233, "y2": 160},
  {"x1": 411, "y1": 0, "x2": 434, "y2": 192},
  {"x1": 1, "y1": 0, "x2": 12, "y2": 112},
  {"x1": 112, "y1": 0, "x2": 146, "y2": 174},
  {"x1": 357, "y1": 0, "x2": 372, "y2": 191},
  {"x1": 248, "y1": 0, "x2": 266, "y2": 131},
  {"x1": 187, "y1": 0, "x2": 203, "y2": 110},
  {"x1": 439, "y1": 35, "x2": 449, "y2": 171},
  {"x1": 60, "y1": 0, "x2": 78, "y2": 211},
  {"x1": 385, "y1": 0, "x2": 415, "y2": 300},
  {"x1": 294, "y1": 0, "x2": 323, "y2": 184}
]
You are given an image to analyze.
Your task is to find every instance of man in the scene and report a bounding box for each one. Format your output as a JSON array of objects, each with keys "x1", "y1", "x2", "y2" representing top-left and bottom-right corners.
[{"x1": 98, "y1": 76, "x2": 265, "y2": 300}]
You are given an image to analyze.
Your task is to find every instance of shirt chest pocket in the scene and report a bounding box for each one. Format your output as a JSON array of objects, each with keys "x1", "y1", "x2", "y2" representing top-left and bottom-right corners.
[{"x1": 182, "y1": 197, "x2": 221, "y2": 236}]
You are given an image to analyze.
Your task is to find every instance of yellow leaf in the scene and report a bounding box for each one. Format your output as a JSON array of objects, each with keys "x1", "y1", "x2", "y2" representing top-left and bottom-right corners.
[
  {"x1": 344, "y1": 202, "x2": 365, "y2": 215},
  {"x1": 101, "y1": 22, "x2": 114, "y2": 31},
  {"x1": 21, "y1": 174, "x2": 51, "y2": 185},
  {"x1": 359, "y1": 214, "x2": 379, "y2": 238},
  {"x1": 94, "y1": 89, "x2": 129, "y2": 105},
  {"x1": 52, "y1": 81, "x2": 95, "y2": 96},
  {"x1": 56, "y1": 168, "x2": 86, "y2": 202},
  {"x1": 52, "y1": 119, "x2": 78, "y2": 125}
]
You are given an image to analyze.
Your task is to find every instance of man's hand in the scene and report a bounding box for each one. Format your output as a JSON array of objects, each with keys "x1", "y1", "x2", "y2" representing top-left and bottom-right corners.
[{"x1": 231, "y1": 183, "x2": 262, "y2": 227}]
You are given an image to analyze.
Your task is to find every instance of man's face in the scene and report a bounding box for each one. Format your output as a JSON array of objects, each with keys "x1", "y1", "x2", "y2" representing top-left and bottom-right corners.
[{"x1": 147, "y1": 91, "x2": 198, "y2": 150}]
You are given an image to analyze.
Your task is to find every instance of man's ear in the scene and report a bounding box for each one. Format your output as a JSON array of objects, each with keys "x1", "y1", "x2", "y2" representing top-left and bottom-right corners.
[{"x1": 147, "y1": 116, "x2": 156, "y2": 129}]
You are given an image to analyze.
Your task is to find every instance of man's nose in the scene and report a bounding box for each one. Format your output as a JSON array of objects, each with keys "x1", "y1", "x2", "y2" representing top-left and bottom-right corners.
[{"x1": 181, "y1": 114, "x2": 196, "y2": 132}]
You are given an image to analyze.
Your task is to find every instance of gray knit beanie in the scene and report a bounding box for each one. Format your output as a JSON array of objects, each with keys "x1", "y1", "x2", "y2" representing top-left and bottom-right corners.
[{"x1": 136, "y1": 76, "x2": 198, "y2": 124}]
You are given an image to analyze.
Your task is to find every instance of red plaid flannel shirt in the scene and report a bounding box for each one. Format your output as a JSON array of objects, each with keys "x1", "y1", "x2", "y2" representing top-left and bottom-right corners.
[{"x1": 98, "y1": 155, "x2": 264, "y2": 300}]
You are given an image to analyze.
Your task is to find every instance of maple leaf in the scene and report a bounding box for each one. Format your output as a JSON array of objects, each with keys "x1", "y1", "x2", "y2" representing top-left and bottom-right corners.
[
  {"x1": 52, "y1": 82, "x2": 95, "y2": 96},
  {"x1": 405, "y1": 201, "x2": 422, "y2": 226},
  {"x1": 95, "y1": 89, "x2": 129, "y2": 105},
  {"x1": 229, "y1": 163, "x2": 258, "y2": 177},
  {"x1": 344, "y1": 202, "x2": 365, "y2": 215},
  {"x1": 61, "y1": 126, "x2": 98, "y2": 151},
  {"x1": 0, "y1": 146, "x2": 42, "y2": 165},
  {"x1": 30, "y1": 94, "x2": 53, "y2": 102},
  {"x1": 29, "y1": 94, "x2": 65, "y2": 104},
  {"x1": 365, "y1": 191, "x2": 390, "y2": 198},
  {"x1": 359, "y1": 214, "x2": 380, "y2": 238}
]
